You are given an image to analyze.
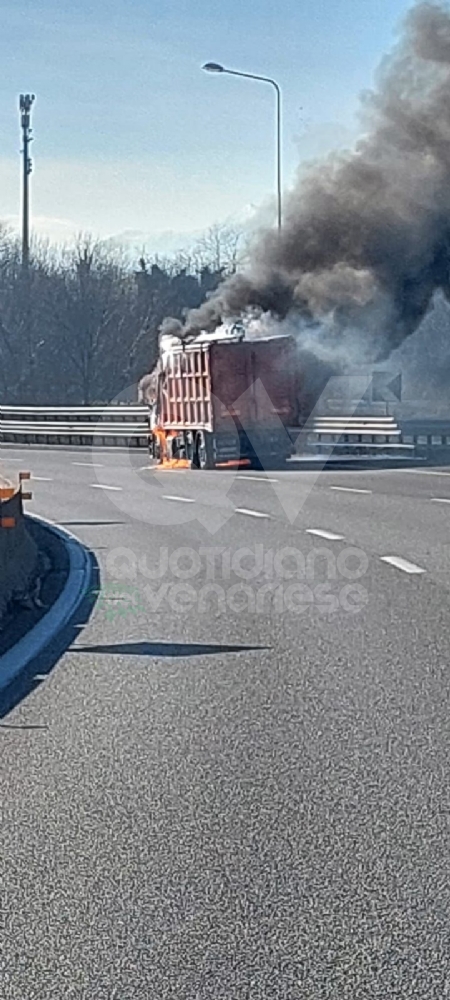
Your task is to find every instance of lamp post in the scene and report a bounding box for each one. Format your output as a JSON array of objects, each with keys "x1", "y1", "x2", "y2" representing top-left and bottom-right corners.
[{"x1": 202, "y1": 62, "x2": 282, "y2": 231}]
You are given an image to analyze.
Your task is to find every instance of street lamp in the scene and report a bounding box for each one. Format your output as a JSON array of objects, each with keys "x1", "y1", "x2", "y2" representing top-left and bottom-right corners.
[{"x1": 202, "y1": 62, "x2": 282, "y2": 230}]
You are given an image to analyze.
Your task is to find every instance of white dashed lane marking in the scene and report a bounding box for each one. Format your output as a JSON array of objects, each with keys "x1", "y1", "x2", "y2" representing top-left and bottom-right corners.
[
  {"x1": 236, "y1": 475, "x2": 279, "y2": 483},
  {"x1": 31, "y1": 476, "x2": 53, "y2": 482},
  {"x1": 235, "y1": 508, "x2": 271, "y2": 519},
  {"x1": 163, "y1": 495, "x2": 195, "y2": 503},
  {"x1": 431, "y1": 498, "x2": 450, "y2": 504},
  {"x1": 380, "y1": 555, "x2": 426, "y2": 575},
  {"x1": 330, "y1": 486, "x2": 372, "y2": 495},
  {"x1": 306, "y1": 528, "x2": 344, "y2": 541},
  {"x1": 73, "y1": 462, "x2": 104, "y2": 468},
  {"x1": 90, "y1": 484, "x2": 123, "y2": 492}
]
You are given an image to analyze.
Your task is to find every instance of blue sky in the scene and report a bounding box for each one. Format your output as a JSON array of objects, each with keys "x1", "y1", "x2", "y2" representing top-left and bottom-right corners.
[{"x1": 0, "y1": 0, "x2": 413, "y2": 246}]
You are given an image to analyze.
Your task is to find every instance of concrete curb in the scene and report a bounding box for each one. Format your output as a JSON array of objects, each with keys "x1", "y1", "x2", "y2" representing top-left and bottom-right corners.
[{"x1": 0, "y1": 513, "x2": 92, "y2": 693}]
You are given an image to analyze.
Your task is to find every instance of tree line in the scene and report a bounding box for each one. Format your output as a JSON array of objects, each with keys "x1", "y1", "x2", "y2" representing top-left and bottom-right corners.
[
  {"x1": 0, "y1": 224, "x2": 242, "y2": 405},
  {"x1": 0, "y1": 217, "x2": 448, "y2": 410}
]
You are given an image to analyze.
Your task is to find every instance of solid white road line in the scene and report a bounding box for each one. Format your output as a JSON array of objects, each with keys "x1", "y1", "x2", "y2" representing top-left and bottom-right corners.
[
  {"x1": 236, "y1": 475, "x2": 279, "y2": 483},
  {"x1": 330, "y1": 485, "x2": 372, "y2": 494},
  {"x1": 163, "y1": 495, "x2": 195, "y2": 503},
  {"x1": 380, "y1": 555, "x2": 426, "y2": 575},
  {"x1": 306, "y1": 528, "x2": 344, "y2": 541},
  {"x1": 73, "y1": 462, "x2": 104, "y2": 468},
  {"x1": 431, "y1": 498, "x2": 450, "y2": 504},
  {"x1": 235, "y1": 507, "x2": 271, "y2": 519},
  {"x1": 404, "y1": 469, "x2": 450, "y2": 477},
  {"x1": 90, "y1": 484, "x2": 123, "y2": 492}
]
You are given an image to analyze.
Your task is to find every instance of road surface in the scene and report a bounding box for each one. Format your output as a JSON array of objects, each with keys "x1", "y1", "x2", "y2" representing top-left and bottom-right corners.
[{"x1": 2, "y1": 446, "x2": 450, "y2": 998}]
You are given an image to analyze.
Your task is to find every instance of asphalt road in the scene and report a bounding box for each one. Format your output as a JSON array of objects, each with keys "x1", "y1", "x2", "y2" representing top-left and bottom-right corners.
[{"x1": 3, "y1": 446, "x2": 450, "y2": 998}]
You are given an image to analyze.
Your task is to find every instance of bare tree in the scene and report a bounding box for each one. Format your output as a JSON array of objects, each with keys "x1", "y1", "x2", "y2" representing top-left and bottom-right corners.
[
  {"x1": 0, "y1": 222, "x2": 244, "y2": 405},
  {"x1": 192, "y1": 223, "x2": 243, "y2": 274}
]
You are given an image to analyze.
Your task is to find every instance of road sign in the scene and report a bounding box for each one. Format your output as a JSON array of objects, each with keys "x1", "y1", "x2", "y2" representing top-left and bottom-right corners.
[{"x1": 372, "y1": 372, "x2": 402, "y2": 403}]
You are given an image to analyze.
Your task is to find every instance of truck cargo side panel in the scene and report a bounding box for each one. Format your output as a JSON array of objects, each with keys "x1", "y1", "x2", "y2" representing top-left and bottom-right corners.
[{"x1": 210, "y1": 338, "x2": 298, "y2": 432}]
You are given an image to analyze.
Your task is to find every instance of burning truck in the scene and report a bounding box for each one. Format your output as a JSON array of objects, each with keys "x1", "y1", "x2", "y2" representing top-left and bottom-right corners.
[
  {"x1": 139, "y1": 4, "x2": 450, "y2": 464},
  {"x1": 139, "y1": 329, "x2": 331, "y2": 470},
  {"x1": 142, "y1": 2, "x2": 450, "y2": 443}
]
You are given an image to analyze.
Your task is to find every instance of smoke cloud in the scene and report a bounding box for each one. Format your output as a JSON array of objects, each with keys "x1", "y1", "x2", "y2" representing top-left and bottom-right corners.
[{"x1": 163, "y1": 3, "x2": 450, "y2": 361}]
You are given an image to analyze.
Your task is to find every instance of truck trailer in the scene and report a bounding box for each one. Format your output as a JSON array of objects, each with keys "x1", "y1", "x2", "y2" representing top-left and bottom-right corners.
[{"x1": 147, "y1": 333, "x2": 318, "y2": 470}]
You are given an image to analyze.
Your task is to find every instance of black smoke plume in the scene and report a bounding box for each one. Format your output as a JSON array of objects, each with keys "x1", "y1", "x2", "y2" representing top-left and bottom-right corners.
[{"x1": 163, "y1": 3, "x2": 450, "y2": 360}]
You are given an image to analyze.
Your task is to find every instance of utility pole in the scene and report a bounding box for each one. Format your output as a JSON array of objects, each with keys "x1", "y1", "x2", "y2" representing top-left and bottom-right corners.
[{"x1": 19, "y1": 94, "x2": 35, "y2": 267}]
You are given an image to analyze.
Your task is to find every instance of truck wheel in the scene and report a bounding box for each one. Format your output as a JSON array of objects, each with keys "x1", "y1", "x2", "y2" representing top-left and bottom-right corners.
[{"x1": 192, "y1": 431, "x2": 214, "y2": 470}]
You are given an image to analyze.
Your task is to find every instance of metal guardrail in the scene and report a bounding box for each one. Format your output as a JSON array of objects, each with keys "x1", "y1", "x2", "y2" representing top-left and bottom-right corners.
[
  {"x1": 400, "y1": 419, "x2": 450, "y2": 447},
  {"x1": 298, "y1": 415, "x2": 407, "y2": 453},
  {"x1": 0, "y1": 405, "x2": 147, "y2": 423},
  {"x1": 309, "y1": 416, "x2": 400, "y2": 435},
  {"x1": 0, "y1": 405, "x2": 149, "y2": 446},
  {"x1": 1, "y1": 406, "x2": 450, "y2": 454}
]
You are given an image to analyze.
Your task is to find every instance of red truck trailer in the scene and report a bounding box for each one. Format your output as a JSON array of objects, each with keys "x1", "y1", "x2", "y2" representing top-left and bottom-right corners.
[{"x1": 148, "y1": 333, "x2": 311, "y2": 469}]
